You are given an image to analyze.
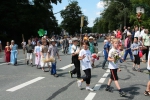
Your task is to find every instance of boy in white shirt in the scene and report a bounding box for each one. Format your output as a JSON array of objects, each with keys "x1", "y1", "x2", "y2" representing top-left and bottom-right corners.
[
  {"x1": 77, "y1": 41, "x2": 94, "y2": 91},
  {"x1": 105, "y1": 38, "x2": 126, "y2": 97}
]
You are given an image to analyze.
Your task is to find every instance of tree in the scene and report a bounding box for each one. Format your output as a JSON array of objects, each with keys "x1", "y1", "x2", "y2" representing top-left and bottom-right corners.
[
  {"x1": 0, "y1": 0, "x2": 62, "y2": 45},
  {"x1": 60, "y1": 1, "x2": 88, "y2": 35}
]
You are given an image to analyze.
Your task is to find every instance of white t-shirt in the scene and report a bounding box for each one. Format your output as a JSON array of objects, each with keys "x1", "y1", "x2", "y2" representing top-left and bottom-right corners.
[
  {"x1": 79, "y1": 49, "x2": 92, "y2": 70},
  {"x1": 71, "y1": 45, "x2": 80, "y2": 54},
  {"x1": 140, "y1": 29, "x2": 145, "y2": 37},
  {"x1": 147, "y1": 51, "x2": 150, "y2": 70},
  {"x1": 108, "y1": 48, "x2": 118, "y2": 69},
  {"x1": 134, "y1": 31, "x2": 140, "y2": 37},
  {"x1": 69, "y1": 40, "x2": 72, "y2": 44}
]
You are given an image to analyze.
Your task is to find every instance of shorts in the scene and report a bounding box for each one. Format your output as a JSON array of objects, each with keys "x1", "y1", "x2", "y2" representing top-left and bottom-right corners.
[
  {"x1": 134, "y1": 55, "x2": 140, "y2": 65},
  {"x1": 27, "y1": 53, "x2": 33, "y2": 60},
  {"x1": 110, "y1": 69, "x2": 118, "y2": 80}
]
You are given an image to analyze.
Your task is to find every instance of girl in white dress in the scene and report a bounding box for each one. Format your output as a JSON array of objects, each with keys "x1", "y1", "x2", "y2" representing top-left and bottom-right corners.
[{"x1": 34, "y1": 41, "x2": 41, "y2": 68}]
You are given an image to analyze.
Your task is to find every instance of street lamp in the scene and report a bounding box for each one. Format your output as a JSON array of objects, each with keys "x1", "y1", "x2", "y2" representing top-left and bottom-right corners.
[{"x1": 113, "y1": 1, "x2": 126, "y2": 27}]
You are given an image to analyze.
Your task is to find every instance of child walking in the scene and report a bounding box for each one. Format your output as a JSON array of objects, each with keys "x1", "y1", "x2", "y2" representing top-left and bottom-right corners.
[
  {"x1": 77, "y1": 41, "x2": 94, "y2": 91},
  {"x1": 131, "y1": 37, "x2": 141, "y2": 72},
  {"x1": 5, "y1": 42, "x2": 11, "y2": 64},
  {"x1": 47, "y1": 39, "x2": 61, "y2": 77},
  {"x1": 34, "y1": 41, "x2": 41, "y2": 68},
  {"x1": 105, "y1": 38, "x2": 126, "y2": 97}
]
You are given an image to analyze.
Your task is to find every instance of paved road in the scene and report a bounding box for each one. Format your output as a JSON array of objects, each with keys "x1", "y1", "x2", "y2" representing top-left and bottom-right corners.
[{"x1": 0, "y1": 39, "x2": 149, "y2": 100}]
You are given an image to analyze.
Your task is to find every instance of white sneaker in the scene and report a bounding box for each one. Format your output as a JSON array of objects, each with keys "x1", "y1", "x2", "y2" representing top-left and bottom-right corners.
[
  {"x1": 77, "y1": 80, "x2": 82, "y2": 89},
  {"x1": 86, "y1": 87, "x2": 94, "y2": 91}
]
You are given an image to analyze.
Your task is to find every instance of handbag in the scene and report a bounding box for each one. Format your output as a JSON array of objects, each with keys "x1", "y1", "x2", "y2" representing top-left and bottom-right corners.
[{"x1": 139, "y1": 50, "x2": 143, "y2": 58}]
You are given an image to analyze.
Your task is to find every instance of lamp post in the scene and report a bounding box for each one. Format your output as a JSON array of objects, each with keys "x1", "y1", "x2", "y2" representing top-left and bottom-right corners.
[{"x1": 113, "y1": 1, "x2": 126, "y2": 27}]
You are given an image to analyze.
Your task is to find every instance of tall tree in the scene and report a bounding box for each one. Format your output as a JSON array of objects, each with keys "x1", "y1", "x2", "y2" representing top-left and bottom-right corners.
[{"x1": 60, "y1": 1, "x2": 88, "y2": 35}]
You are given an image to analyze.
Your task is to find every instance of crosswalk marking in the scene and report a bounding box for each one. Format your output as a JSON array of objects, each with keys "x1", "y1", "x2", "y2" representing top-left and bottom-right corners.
[
  {"x1": 59, "y1": 64, "x2": 74, "y2": 70},
  {"x1": 0, "y1": 59, "x2": 25, "y2": 66},
  {"x1": 6, "y1": 77, "x2": 45, "y2": 92},
  {"x1": 93, "y1": 84, "x2": 102, "y2": 91},
  {"x1": 85, "y1": 92, "x2": 96, "y2": 100},
  {"x1": 106, "y1": 69, "x2": 110, "y2": 73},
  {"x1": 103, "y1": 73, "x2": 109, "y2": 78},
  {"x1": 98, "y1": 78, "x2": 106, "y2": 83}
]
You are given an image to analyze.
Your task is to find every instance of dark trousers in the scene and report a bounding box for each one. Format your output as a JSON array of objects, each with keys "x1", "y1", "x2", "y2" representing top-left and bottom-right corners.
[
  {"x1": 134, "y1": 55, "x2": 140, "y2": 65},
  {"x1": 83, "y1": 69, "x2": 91, "y2": 84},
  {"x1": 63, "y1": 47, "x2": 68, "y2": 54},
  {"x1": 143, "y1": 46, "x2": 149, "y2": 61},
  {"x1": 71, "y1": 55, "x2": 81, "y2": 78},
  {"x1": 51, "y1": 62, "x2": 56, "y2": 75}
]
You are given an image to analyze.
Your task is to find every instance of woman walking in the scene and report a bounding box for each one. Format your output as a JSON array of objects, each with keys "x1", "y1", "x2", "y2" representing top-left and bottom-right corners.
[
  {"x1": 5, "y1": 42, "x2": 11, "y2": 64},
  {"x1": 34, "y1": 41, "x2": 41, "y2": 68},
  {"x1": 10, "y1": 40, "x2": 18, "y2": 65}
]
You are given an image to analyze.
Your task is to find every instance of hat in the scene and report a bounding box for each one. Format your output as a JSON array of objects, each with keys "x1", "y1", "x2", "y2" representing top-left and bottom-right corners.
[
  {"x1": 11, "y1": 40, "x2": 14, "y2": 42},
  {"x1": 127, "y1": 32, "x2": 132, "y2": 36},
  {"x1": 89, "y1": 36, "x2": 94, "y2": 40},
  {"x1": 72, "y1": 37, "x2": 78, "y2": 41},
  {"x1": 50, "y1": 39, "x2": 56, "y2": 42},
  {"x1": 104, "y1": 40, "x2": 108, "y2": 43}
]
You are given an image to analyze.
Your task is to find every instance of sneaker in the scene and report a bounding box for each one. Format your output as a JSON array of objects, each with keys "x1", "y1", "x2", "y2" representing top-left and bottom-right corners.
[
  {"x1": 144, "y1": 90, "x2": 150, "y2": 96},
  {"x1": 119, "y1": 91, "x2": 126, "y2": 97},
  {"x1": 132, "y1": 67, "x2": 137, "y2": 71},
  {"x1": 137, "y1": 68, "x2": 142, "y2": 72},
  {"x1": 105, "y1": 86, "x2": 111, "y2": 91},
  {"x1": 54, "y1": 74, "x2": 59, "y2": 77},
  {"x1": 69, "y1": 71, "x2": 73, "y2": 78},
  {"x1": 86, "y1": 87, "x2": 94, "y2": 91},
  {"x1": 77, "y1": 80, "x2": 82, "y2": 89}
]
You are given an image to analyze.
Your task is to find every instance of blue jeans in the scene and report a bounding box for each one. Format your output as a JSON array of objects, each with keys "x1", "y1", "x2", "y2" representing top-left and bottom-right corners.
[
  {"x1": 51, "y1": 62, "x2": 56, "y2": 75},
  {"x1": 102, "y1": 50, "x2": 108, "y2": 68},
  {"x1": 123, "y1": 49, "x2": 133, "y2": 60}
]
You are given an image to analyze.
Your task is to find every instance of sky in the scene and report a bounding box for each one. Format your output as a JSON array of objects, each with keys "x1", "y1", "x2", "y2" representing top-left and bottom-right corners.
[{"x1": 52, "y1": 0, "x2": 105, "y2": 27}]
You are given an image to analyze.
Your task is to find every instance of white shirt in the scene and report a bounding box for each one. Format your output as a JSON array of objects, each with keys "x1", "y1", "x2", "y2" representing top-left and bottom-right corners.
[
  {"x1": 140, "y1": 29, "x2": 145, "y2": 37},
  {"x1": 134, "y1": 31, "x2": 140, "y2": 37},
  {"x1": 69, "y1": 40, "x2": 72, "y2": 44},
  {"x1": 71, "y1": 45, "x2": 80, "y2": 54},
  {"x1": 22, "y1": 42, "x2": 26, "y2": 47},
  {"x1": 108, "y1": 48, "x2": 118, "y2": 69},
  {"x1": 79, "y1": 49, "x2": 92, "y2": 70},
  {"x1": 147, "y1": 51, "x2": 150, "y2": 70}
]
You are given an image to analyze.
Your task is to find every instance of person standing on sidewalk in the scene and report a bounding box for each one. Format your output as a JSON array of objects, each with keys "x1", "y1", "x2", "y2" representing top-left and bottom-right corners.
[
  {"x1": 69, "y1": 38, "x2": 81, "y2": 79},
  {"x1": 77, "y1": 41, "x2": 94, "y2": 91},
  {"x1": 26, "y1": 39, "x2": 34, "y2": 67}
]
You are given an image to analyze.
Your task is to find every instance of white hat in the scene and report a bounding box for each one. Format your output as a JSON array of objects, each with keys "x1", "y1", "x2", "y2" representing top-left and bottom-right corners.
[
  {"x1": 89, "y1": 36, "x2": 94, "y2": 40},
  {"x1": 72, "y1": 37, "x2": 78, "y2": 41},
  {"x1": 50, "y1": 39, "x2": 56, "y2": 42},
  {"x1": 104, "y1": 40, "x2": 108, "y2": 43},
  {"x1": 11, "y1": 40, "x2": 14, "y2": 42},
  {"x1": 127, "y1": 32, "x2": 132, "y2": 36}
]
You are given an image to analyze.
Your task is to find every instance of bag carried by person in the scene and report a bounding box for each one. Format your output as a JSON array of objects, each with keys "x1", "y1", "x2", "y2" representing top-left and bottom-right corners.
[{"x1": 139, "y1": 50, "x2": 143, "y2": 58}]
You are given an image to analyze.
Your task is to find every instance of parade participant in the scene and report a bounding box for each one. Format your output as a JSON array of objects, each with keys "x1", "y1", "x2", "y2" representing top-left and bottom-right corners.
[
  {"x1": 5, "y1": 42, "x2": 11, "y2": 64},
  {"x1": 60, "y1": 37, "x2": 64, "y2": 52},
  {"x1": 0, "y1": 40, "x2": 2, "y2": 52},
  {"x1": 88, "y1": 36, "x2": 95, "y2": 67},
  {"x1": 123, "y1": 32, "x2": 133, "y2": 61},
  {"x1": 142, "y1": 29, "x2": 150, "y2": 62},
  {"x1": 26, "y1": 39, "x2": 34, "y2": 67},
  {"x1": 10, "y1": 40, "x2": 18, "y2": 65},
  {"x1": 68, "y1": 37, "x2": 72, "y2": 54},
  {"x1": 77, "y1": 41, "x2": 94, "y2": 91},
  {"x1": 62, "y1": 36, "x2": 69, "y2": 55},
  {"x1": 140, "y1": 26, "x2": 145, "y2": 38},
  {"x1": 69, "y1": 38, "x2": 81, "y2": 79},
  {"x1": 34, "y1": 41, "x2": 41, "y2": 68},
  {"x1": 131, "y1": 37, "x2": 141, "y2": 72},
  {"x1": 47, "y1": 39, "x2": 61, "y2": 77},
  {"x1": 105, "y1": 38, "x2": 126, "y2": 97},
  {"x1": 144, "y1": 51, "x2": 150, "y2": 96},
  {"x1": 21, "y1": 39, "x2": 26, "y2": 54},
  {"x1": 102, "y1": 37, "x2": 111, "y2": 69},
  {"x1": 40, "y1": 38, "x2": 49, "y2": 72}
]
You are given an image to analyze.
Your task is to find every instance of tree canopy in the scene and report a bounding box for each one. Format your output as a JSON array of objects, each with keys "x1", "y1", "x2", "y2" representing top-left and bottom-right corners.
[
  {"x1": 60, "y1": 1, "x2": 88, "y2": 35},
  {"x1": 0, "y1": 0, "x2": 61, "y2": 44},
  {"x1": 93, "y1": 0, "x2": 150, "y2": 33}
]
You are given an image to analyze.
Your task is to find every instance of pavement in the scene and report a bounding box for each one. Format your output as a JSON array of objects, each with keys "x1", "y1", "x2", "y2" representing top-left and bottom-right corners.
[{"x1": 0, "y1": 38, "x2": 149, "y2": 100}]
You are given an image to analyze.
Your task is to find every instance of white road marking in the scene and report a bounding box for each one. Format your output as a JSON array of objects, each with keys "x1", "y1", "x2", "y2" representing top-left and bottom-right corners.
[
  {"x1": 98, "y1": 78, "x2": 106, "y2": 83},
  {"x1": 59, "y1": 64, "x2": 74, "y2": 70},
  {"x1": 6, "y1": 77, "x2": 45, "y2": 92},
  {"x1": 85, "y1": 92, "x2": 96, "y2": 100},
  {"x1": 93, "y1": 84, "x2": 102, "y2": 91},
  {"x1": 106, "y1": 69, "x2": 110, "y2": 73},
  {"x1": 103, "y1": 73, "x2": 109, "y2": 78},
  {"x1": 0, "y1": 59, "x2": 25, "y2": 66}
]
